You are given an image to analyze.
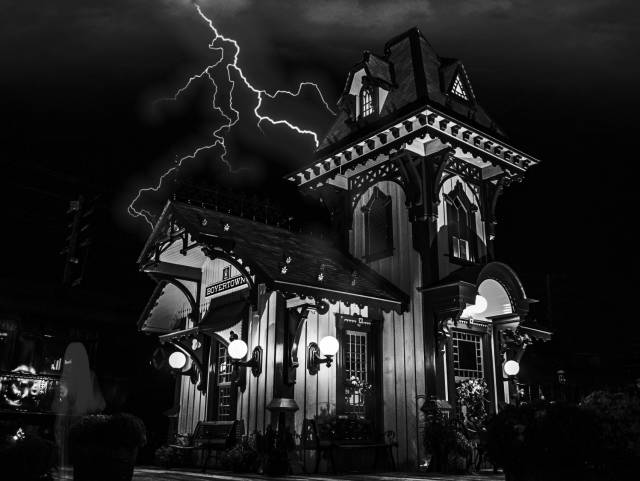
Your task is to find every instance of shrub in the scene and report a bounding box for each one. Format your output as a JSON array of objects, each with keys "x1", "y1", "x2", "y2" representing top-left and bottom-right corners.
[
  {"x1": 0, "y1": 430, "x2": 56, "y2": 481},
  {"x1": 581, "y1": 389, "x2": 640, "y2": 478},
  {"x1": 154, "y1": 444, "x2": 186, "y2": 469},
  {"x1": 219, "y1": 435, "x2": 259, "y2": 473},
  {"x1": 423, "y1": 409, "x2": 473, "y2": 474},
  {"x1": 485, "y1": 401, "x2": 599, "y2": 481},
  {"x1": 70, "y1": 413, "x2": 147, "y2": 450}
]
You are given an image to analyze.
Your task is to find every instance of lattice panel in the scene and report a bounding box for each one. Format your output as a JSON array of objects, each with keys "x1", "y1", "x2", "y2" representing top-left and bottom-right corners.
[
  {"x1": 349, "y1": 161, "x2": 404, "y2": 209},
  {"x1": 452, "y1": 330, "x2": 484, "y2": 379},
  {"x1": 446, "y1": 156, "x2": 482, "y2": 183}
]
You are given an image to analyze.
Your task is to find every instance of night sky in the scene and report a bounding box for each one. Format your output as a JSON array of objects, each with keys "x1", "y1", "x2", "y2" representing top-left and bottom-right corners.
[{"x1": 2, "y1": 1, "x2": 639, "y2": 385}]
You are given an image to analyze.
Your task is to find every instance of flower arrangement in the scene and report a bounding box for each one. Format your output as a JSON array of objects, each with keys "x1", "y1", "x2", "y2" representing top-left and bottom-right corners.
[
  {"x1": 346, "y1": 376, "x2": 373, "y2": 396},
  {"x1": 456, "y1": 378, "x2": 489, "y2": 430}
]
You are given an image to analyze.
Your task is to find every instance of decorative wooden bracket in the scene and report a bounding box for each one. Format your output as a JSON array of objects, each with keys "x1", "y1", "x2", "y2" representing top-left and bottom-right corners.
[
  {"x1": 285, "y1": 304, "x2": 317, "y2": 385},
  {"x1": 164, "y1": 336, "x2": 209, "y2": 392}
]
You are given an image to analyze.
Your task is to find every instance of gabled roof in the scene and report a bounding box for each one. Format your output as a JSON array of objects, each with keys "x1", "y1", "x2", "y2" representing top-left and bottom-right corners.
[
  {"x1": 139, "y1": 201, "x2": 409, "y2": 312},
  {"x1": 316, "y1": 27, "x2": 505, "y2": 160}
]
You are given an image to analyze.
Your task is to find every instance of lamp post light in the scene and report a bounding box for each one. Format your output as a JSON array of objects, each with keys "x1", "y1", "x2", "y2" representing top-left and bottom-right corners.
[
  {"x1": 228, "y1": 339, "x2": 262, "y2": 378},
  {"x1": 307, "y1": 335, "x2": 339, "y2": 375}
]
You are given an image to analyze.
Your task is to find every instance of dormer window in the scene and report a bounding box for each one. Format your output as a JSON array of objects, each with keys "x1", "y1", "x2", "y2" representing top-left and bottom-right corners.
[
  {"x1": 362, "y1": 187, "x2": 393, "y2": 261},
  {"x1": 445, "y1": 184, "x2": 477, "y2": 263},
  {"x1": 451, "y1": 74, "x2": 469, "y2": 101},
  {"x1": 360, "y1": 86, "x2": 374, "y2": 118}
]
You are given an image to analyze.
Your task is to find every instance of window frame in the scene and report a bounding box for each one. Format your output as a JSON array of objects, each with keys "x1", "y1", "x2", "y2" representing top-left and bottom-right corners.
[
  {"x1": 444, "y1": 183, "x2": 478, "y2": 265},
  {"x1": 359, "y1": 85, "x2": 376, "y2": 119},
  {"x1": 208, "y1": 338, "x2": 237, "y2": 421},
  {"x1": 361, "y1": 187, "x2": 394, "y2": 262},
  {"x1": 335, "y1": 314, "x2": 382, "y2": 429}
]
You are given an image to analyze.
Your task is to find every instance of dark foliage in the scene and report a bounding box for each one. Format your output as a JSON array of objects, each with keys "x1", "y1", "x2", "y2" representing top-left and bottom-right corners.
[
  {"x1": 219, "y1": 435, "x2": 260, "y2": 473},
  {"x1": 70, "y1": 413, "x2": 147, "y2": 481},
  {"x1": 423, "y1": 409, "x2": 473, "y2": 474},
  {"x1": 0, "y1": 431, "x2": 56, "y2": 481},
  {"x1": 485, "y1": 398, "x2": 636, "y2": 481},
  {"x1": 581, "y1": 389, "x2": 640, "y2": 479},
  {"x1": 69, "y1": 413, "x2": 147, "y2": 449},
  {"x1": 255, "y1": 426, "x2": 296, "y2": 475}
]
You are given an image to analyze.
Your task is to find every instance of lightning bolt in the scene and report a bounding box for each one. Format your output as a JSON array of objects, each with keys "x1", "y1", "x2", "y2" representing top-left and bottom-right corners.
[{"x1": 128, "y1": 2, "x2": 335, "y2": 228}]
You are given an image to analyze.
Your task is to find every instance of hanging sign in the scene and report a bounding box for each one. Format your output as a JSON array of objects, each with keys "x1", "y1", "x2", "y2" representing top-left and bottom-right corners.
[{"x1": 205, "y1": 275, "x2": 247, "y2": 297}]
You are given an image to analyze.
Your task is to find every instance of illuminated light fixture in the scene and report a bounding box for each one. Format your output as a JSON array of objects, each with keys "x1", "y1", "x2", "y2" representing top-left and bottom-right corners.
[
  {"x1": 308, "y1": 335, "x2": 339, "y2": 375},
  {"x1": 504, "y1": 360, "x2": 520, "y2": 377},
  {"x1": 461, "y1": 295, "x2": 488, "y2": 318},
  {"x1": 228, "y1": 339, "x2": 262, "y2": 377},
  {"x1": 168, "y1": 351, "x2": 188, "y2": 370}
]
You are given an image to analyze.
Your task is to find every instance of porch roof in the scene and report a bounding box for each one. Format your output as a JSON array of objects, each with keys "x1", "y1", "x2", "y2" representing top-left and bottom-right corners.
[{"x1": 140, "y1": 201, "x2": 409, "y2": 313}]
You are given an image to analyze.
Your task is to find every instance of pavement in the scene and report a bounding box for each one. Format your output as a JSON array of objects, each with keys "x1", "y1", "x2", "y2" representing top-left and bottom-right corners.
[{"x1": 55, "y1": 466, "x2": 504, "y2": 481}]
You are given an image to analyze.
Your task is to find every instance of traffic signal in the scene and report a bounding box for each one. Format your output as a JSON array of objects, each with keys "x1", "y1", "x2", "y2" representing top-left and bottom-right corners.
[{"x1": 61, "y1": 195, "x2": 95, "y2": 286}]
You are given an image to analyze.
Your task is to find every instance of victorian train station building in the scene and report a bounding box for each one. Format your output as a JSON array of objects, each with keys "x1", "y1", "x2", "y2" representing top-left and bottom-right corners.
[{"x1": 137, "y1": 28, "x2": 551, "y2": 471}]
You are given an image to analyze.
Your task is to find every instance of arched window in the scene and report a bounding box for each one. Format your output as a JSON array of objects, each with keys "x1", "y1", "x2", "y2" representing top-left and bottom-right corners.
[
  {"x1": 362, "y1": 187, "x2": 393, "y2": 260},
  {"x1": 360, "y1": 86, "x2": 374, "y2": 118},
  {"x1": 445, "y1": 184, "x2": 477, "y2": 262}
]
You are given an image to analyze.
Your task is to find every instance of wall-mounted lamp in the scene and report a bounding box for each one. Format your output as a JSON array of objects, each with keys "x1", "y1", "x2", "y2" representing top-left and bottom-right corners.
[
  {"x1": 503, "y1": 359, "x2": 520, "y2": 377},
  {"x1": 168, "y1": 351, "x2": 188, "y2": 371},
  {"x1": 461, "y1": 295, "x2": 488, "y2": 318},
  {"x1": 307, "y1": 335, "x2": 339, "y2": 375},
  {"x1": 228, "y1": 339, "x2": 262, "y2": 378}
]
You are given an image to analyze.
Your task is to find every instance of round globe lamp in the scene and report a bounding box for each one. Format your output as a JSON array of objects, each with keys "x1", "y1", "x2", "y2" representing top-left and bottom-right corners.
[
  {"x1": 168, "y1": 351, "x2": 187, "y2": 370},
  {"x1": 228, "y1": 339, "x2": 249, "y2": 360},
  {"x1": 319, "y1": 335, "x2": 339, "y2": 356},
  {"x1": 504, "y1": 359, "x2": 520, "y2": 377}
]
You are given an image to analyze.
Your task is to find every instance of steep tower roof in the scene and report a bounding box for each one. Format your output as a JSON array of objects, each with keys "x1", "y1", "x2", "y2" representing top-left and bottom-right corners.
[{"x1": 317, "y1": 27, "x2": 505, "y2": 159}]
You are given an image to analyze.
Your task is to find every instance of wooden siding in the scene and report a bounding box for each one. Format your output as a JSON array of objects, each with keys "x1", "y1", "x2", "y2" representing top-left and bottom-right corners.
[
  {"x1": 237, "y1": 291, "x2": 278, "y2": 433},
  {"x1": 177, "y1": 316, "x2": 207, "y2": 435},
  {"x1": 350, "y1": 180, "x2": 426, "y2": 470}
]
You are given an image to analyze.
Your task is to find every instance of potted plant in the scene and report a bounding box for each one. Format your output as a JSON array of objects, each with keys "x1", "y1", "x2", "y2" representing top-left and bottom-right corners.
[
  {"x1": 255, "y1": 425, "x2": 295, "y2": 475},
  {"x1": 69, "y1": 413, "x2": 146, "y2": 481},
  {"x1": 220, "y1": 435, "x2": 259, "y2": 473},
  {"x1": 423, "y1": 405, "x2": 473, "y2": 473}
]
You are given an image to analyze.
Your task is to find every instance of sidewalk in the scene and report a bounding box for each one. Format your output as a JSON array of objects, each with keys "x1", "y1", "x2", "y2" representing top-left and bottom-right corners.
[
  {"x1": 135, "y1": 467, "x2": 504, "y2": 481},
  {"x1": 55, "y1": 466, "x2": 504, "y2": 480}
]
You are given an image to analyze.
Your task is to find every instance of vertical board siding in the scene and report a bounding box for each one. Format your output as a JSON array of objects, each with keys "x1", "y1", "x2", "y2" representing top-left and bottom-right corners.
[
  {"x1": 178, "y1": 316, "x2": 207, "y2": 435},
  {"x1": 236, "y1": 291, "x2": 279, "y2": 434},
  {"x1": 351, "y1": 180, "x2": 424, "y2": 470}
]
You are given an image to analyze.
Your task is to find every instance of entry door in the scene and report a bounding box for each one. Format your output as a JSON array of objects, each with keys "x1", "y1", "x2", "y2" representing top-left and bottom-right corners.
[
  {"x1": 335, "y1": 315, "x2": 381, "y2": 425},
  {"x1": 209, "y1": 340, "x2": 236, "y2": 420}
]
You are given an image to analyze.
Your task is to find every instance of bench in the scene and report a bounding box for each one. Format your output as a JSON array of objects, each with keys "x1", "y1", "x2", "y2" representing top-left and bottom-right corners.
[
  {"x1": 301, "y1": 417, "x2": 397, "y2": 473},
  {"x1": 170, "y1": 420, "x2": 243, "y2": 473}
]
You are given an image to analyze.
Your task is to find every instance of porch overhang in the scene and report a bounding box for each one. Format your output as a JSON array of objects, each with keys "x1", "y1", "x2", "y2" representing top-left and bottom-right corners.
[
  {"x1": 138, "y1": 279, "x2": 194, "y2": 333},
  {"x1": 137, "y1": 201, "x2": 409, "y2": 316},
  {"x1": 286, "y1": 103, "x2": 540, "y2": 189}
]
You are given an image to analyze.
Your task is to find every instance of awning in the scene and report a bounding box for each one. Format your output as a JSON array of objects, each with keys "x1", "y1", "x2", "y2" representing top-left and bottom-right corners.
[
  {"x1": 199, "y1": 290, "x2": 249, "y2": 332},
  {"x1": 138, "y1": 280, "x2": 193, "y2": 333},
  {"x1": 518, "y1": 321, "x2": 552, "y2": 342}
]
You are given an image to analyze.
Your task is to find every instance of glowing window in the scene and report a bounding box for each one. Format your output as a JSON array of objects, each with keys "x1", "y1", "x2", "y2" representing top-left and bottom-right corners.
[
  {"x1": 215, "y1": 343, "x2": 233, "y2": 420},
  {"x1": 451, "y1": 75, "x2": 468, "y2": 101},
  {"x1": 222, "y1": 266, "x2": 231, "y2": 280},
  {"x1": 445, "y1": 191, "x2": 475, "y2": 262},
  {"x1": 360, "y1": 87, "x2": 374, "y2": 117}
]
